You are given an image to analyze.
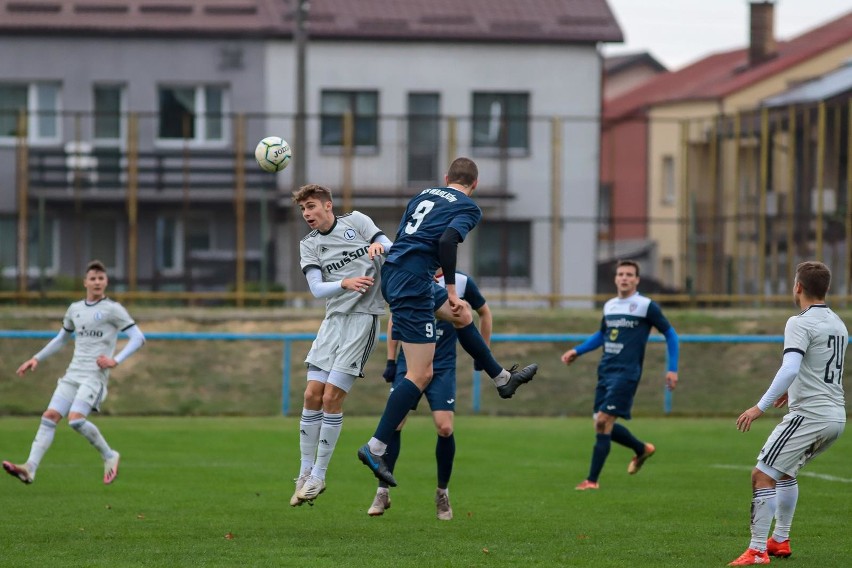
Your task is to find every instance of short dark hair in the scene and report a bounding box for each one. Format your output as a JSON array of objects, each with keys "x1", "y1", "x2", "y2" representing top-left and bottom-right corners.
[
  {"x1": 446, "y1": 157, "x2": 478, "y2": 187},
  {"x1": 796, "y1": 261, "x2": 831, "y2": 300},
  {"x1": 292, "y1": 184, "x2": 333, "y2": 204},
  {"x1": 86, "y1": 259, "x2": 107, "y2": 274},
  {"x1": 616, "y1": 259, "x2": 640, "y2": 277}
]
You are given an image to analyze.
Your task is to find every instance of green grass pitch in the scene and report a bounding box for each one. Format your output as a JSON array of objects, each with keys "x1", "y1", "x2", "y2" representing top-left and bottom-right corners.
[{"x1": 1, "y1": 416, "x2": 849, "y2": 567}]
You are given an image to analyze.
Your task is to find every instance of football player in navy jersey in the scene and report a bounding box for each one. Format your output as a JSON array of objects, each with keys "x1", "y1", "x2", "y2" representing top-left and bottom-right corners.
[
  {"x1": 358, "y1": 157, "x2": 537, "y2": 487},
  {"x1": 367, "y1": 270, "x2": 491, "y2": 520},
  {"x1": 561, "y1": 260, "x2": 679, "y2": 490}
]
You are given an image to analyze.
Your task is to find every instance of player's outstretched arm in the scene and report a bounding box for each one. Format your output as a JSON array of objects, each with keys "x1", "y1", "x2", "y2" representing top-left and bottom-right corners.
[
  {"x1": 735, "y1": 405, "x2": 763, "y2": 432},
  {"x1": 561, "y1": 349, "x2": 579, "y2": 365},
  {"x1": 18, "y1": 328, "x2": 72, "y2": 375},
  {"x1": 16, "y1": 357, "x2": 38, "y2": 376},
  {"x1": 563, "y1": 330, "x2": 605, "y2": 364},
  {"x1": 665, "y1": 371, "x2": 678, "y2": 390}
]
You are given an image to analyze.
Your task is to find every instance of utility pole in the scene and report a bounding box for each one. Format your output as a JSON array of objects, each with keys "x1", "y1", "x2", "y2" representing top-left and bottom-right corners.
[{"x1": 289, "y1": 0, "x2": 309, "y2": 298}]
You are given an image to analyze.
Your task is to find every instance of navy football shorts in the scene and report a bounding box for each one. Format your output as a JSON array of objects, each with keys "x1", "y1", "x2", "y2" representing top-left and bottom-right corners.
[
  {"x1": 382, "y1": 265, "x2": 444, "y2": 344},
  {"x1": 392, "y1": 364, "x2": 456, "y2": 413},
  {"x1": 593, "y1": 374, "x2": 641, "y2": 420}
]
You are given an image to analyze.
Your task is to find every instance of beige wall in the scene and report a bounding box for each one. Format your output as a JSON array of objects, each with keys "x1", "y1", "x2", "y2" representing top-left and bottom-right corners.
[{"x1": 646, "y1": 101, "x2": 719, "y2": 289}]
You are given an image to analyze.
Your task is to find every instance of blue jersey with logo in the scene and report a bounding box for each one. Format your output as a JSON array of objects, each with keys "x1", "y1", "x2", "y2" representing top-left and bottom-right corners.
[
  {"x1": 397, "y1": 272, "x2": 486, "y2": 373},
  {"x1": 598, "y1": 292, "x2": 672, "y2": 378},
  {"x1": 386, "y1": 187, "x2": 482, "y2": 280}
]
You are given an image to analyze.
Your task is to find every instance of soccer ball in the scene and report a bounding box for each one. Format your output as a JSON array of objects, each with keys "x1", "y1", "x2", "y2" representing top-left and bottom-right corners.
[{"x1": 254, "y1": 136, "x2": 292, "y2": 173}]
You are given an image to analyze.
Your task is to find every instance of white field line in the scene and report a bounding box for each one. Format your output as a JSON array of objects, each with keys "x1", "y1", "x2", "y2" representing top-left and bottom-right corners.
[{"x1": 711, "y1": 463, "x2": 852, "y2": 483}]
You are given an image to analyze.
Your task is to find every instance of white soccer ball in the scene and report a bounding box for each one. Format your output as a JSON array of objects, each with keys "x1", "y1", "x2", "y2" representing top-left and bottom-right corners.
[{"x1": 254, "y1": 136, "x2": 292, "y2": 173}]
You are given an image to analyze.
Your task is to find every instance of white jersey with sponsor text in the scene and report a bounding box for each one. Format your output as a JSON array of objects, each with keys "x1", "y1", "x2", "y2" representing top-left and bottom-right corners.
[
  {"x1": 299, "y1": 211, "x2": 386, "y2": 316},
  {"x1": 62, "y1": 297, "x2": 136, "y2": 383},
  {"x1": 784, "y1": 304, "x2": 847, "y2": 422}
]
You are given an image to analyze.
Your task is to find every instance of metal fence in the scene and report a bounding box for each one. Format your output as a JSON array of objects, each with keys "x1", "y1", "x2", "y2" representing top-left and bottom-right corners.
[{"x1": 2, "y1": 100, "x2": 851, "y2": 306}]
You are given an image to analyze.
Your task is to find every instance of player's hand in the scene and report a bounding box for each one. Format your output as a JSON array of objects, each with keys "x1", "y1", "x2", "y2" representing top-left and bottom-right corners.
[
  {"x1": 665, "y1": 371, "x2": 678, "y2": 391},
  {"x1": 735, "y1": 406, "x2": 763, "y2": 432},
  {"x1": 344, "y1": 276, "x2": 374, "y2": 294},
  {"x1": 16, "y1": 358, "x2": 38, "y2": 376},
  {"x1": 382, "y1": 359, "x2": 397, "y2": 383},
  {"x1": 97, "y1": 355, "x2": 117, "y2": 369},
  {"x1": 368, "y1": 242, "x2": 385, "y2": 259},
  {"x1": 561, "y1": 349, "x2": 578, "y2": 365},
  {"x1": 773, "y1": 393, "x2": 789, "y2": 408},
  {"x1": 447, "y1": 292, "x2": 463, "y2": 314}
]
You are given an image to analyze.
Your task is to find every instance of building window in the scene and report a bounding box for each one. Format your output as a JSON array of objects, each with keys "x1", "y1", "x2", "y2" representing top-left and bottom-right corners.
[
  {"x1": 0, "y1": 83, "x2": 61, "y2": 142},
  {"x1": 662, "y1": 155, "x2": 675, "y2": 205},
  {"x1": 0, "y1": 215, "x2": 58, "y2": 277},
  {"x1": 155, "y1": 215, "x2": 214, "y2": 273},
  {"x1": 186, "y1": 217, "x2": 213, "y2": 253},
  {"x1": 158, "y1": 86, "x2": 227, "y2": 143},
  {"x1": 472, "y1": 92, "x2": 529, "y2": 152},
  {"x1": 474, "y1": 220, "x2": 531, "y2": 285},
  {"x1": 156, "y1": 216, "x2": 181, "y2": 273},
  {"x1": 320, "y1": 90, "x2": 378, "y2": 148},
  {"x1": 93, "y1": 85, "x2": 124, "y2": 142}
]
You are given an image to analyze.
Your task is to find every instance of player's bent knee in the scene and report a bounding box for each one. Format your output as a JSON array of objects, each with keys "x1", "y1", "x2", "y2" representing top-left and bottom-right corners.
[
  {"x1": 42, "y1": 409, "x2": 62, "y2": 423},
  {"x1": 436, "y1": 425, "x2": 454, "y2": 438}
]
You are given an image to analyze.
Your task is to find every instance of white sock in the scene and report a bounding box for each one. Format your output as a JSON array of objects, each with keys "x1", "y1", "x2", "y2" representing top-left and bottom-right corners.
[
  {"x1": 26, "y1": 417, "x2": 57, "y2": 473},
  {"x1": 491, "y1": 369, "x2": 510, "y2": 388},
  {"x1": 772, "y1": 478, "x2": 798, "y2": 541},
  {"x1": 311, "y1": 412, "x2": 343, "y2": 481},
  {"x1": 368, "y1": 437, "x2": 387, "y2": 456},
  {"x1": 299, "y1": 408, "x2": 322, "y2": 475},
  {"x1": 69, "y1": 419, "x2": 113, "y2": 459},
  {"x1": 377, "y1": 487, "x2": 389, "y2": 496},
  {"x1": 748, "y1": 487, "x2": 776, "y2": 552}
]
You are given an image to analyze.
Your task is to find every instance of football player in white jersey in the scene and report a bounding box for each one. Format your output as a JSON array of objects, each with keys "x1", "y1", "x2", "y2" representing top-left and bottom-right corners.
[
  {"x1": 289, "y1": 184, "x2": 393, "y2": 506},
  {"x1": 729, "y1": 261, "x2": 847, "y2": 566},
  {"x1": 3, "y1": 260, "x2": 146, "y2": 485}
]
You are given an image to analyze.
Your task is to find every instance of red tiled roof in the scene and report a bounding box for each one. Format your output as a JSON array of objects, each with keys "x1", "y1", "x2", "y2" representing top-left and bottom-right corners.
[
  {"x1": 0, "y1": 0, "x2": 623, "y2": 43},
  {"x1": 605, "y1": 10, "x2": 852, "y2": 120}
]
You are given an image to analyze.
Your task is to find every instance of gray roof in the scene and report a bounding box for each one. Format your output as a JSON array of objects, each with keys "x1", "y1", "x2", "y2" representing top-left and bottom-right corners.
[
  {"x1": 763, "y1": 60, "x2": 852, "y2": 106},
  {"x1": 0, "y1": 0, "x2": 624, "y2": 43}
]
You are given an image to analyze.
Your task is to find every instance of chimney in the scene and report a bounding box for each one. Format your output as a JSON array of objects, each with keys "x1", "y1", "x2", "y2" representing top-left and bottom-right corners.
[{"x1": 749, "y1": 1, "x2": 777, "y2": 66}]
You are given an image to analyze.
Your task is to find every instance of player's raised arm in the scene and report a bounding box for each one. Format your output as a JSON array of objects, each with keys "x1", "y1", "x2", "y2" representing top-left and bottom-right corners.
[{"x1": 17, "y1": 328, "x2": 73, "y2": 376}]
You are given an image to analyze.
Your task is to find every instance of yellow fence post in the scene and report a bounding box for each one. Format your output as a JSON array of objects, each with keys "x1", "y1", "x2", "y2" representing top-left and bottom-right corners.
[
  {"x1": 815, "y1": 102, "x2": 826, "y2": 262},
  {"x1": 785, "y1": 106, "x2": 795, "y2": 289},
  {"x1": 126, "y1": 113, "x2": 139, "y2": 297},
  {"x1": 234, "y1": 113, "x2": 246, "y2": 307},
  {"x1": 758, "y1": 108, "x2": 769, "y2": 296},
  {"x1": 16, "y1": 110, "x2": 28, "y2": 299},
  {"x1": 846, "y1": 99, "x2": 852, "y2": 299},
  {"x1": 550, "y1": 116, "x2": 562, "y2": 308},
  {"x1": 731, "y1": 112, "x2": 741, "y2": 294}
]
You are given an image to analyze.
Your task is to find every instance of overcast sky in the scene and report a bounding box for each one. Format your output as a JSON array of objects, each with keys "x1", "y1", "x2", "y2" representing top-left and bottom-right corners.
[{"x1": 603, "y1": 0, "x2": 852, "y2": 70}]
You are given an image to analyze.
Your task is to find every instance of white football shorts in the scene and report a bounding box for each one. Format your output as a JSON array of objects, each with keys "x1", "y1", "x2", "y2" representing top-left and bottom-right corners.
[
  {"x1": 305, "y1": 312, "x2": 380, "y2": 379},
  {"x1": 756, "y1": 412, "x2": 845, "y2": 478}
]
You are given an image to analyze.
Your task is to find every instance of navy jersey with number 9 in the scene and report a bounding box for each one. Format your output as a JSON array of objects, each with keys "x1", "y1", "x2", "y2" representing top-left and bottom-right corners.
[{"x1": 386, "y1": 187, "x2": 482, "y2": 279}]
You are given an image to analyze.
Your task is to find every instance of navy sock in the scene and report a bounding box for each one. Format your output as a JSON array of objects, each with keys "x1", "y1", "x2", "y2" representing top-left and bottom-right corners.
[
  {"x1": 436, "y1": 433, "x2": 455, "y2": 490},
  {"x1": 379, "y1": 430, "x2": 402, "y2": 489},
  {"x1": 610, "y1": 423, "x2": 645, "y2": 455},
  {"x1": 373, "y1": 379, "x2": 420, "y2": 444},
  {"x1": 588, "y1": 433, "x2": 611, "y2": 483},
  {"x1": 455, "y1": 322, "x2": 502, "y2": 378}
]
